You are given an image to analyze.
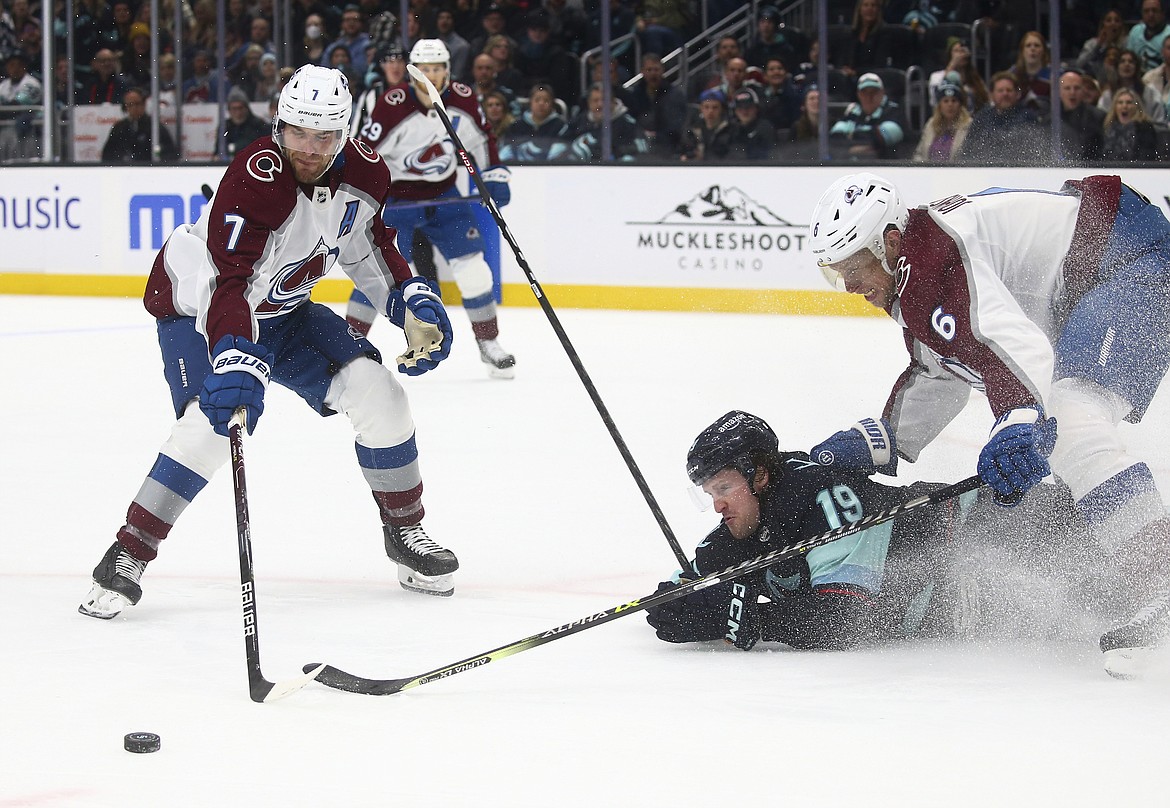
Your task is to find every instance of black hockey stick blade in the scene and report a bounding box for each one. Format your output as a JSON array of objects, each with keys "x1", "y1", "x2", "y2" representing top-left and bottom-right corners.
[
  {"x1": 304, "y1": 475, "x2": 983, "y2": 696},
  {"x1": 201, "y1": 183, "x2": 214, "y2": 201}
]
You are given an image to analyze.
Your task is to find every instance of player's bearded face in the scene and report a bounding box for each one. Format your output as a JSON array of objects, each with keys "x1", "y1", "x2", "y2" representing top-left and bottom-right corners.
[
  {"x1": 412, "y1": 62, "x2": 448, "y2": 98},
  {"x1": 280, "y1": 123, "x2": 343, "y2": 182},
  {"x1": 701, "y1": 469, "x2": 762, "y2": 540},
  {"x1": 831, "y1": 249, "x2": 896, "y2": 310}
]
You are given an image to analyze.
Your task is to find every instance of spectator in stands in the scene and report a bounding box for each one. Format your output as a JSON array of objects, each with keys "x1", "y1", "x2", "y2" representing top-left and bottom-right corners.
[
  {"x1": 835, "y1": 0, "x2": 893, "y2": 78},
  {"x1": 690, "y1": 34, "x2": 740, "y2": 98},
  {"x1": 471, "y1": 51, "x2": 516, "y2": 112},
  {"x1": 327, "y1": 37, "x2": 361, "y2": 90},
  {"x1": 119, "y1": 22, "x2": 153, "y2": 89},
  {"x1": 758, "y1": 56, "x2": 802, "y2": 129},
  {"x1": 100, "y1": 86, "x2": 178, "y2": 163},
  {"x1": 544, "y1": 0, "x2": 588, "y2": 55},
  {"x1": 469, "y1": 4, "x2": 516, "y2": 57},
  {"x1": 634, "y1": 3, "x2": 684, "y2": 57},
  {"x1": 225, "y1": 0, "x2": 252, "y2": 43},
  {"x1": 53, "y1": 53, "x2": 82, "y2": 110},
  {"x1": 1127, "y1": 0, "x2": 1169, "y2": 73},
  {"x1": 959, "y1": 70, "x2": 1042, "y2": 163},
  {"x1": 1058, "y1": 69, "x2": 1106, "y2": 163},
  {"x1": 1102, "y1": 85, "x2": 1161, "y2": 159},
  {"x1": 324, "y1": 4, "x2": 371, "y2": 77},
  {"x1": 0, "y1": 47, "x2": 35, "y2": 96},
  {"x1": 829, "y1": 71, "x2": 906, "y2": 159},
  {"x1": 229, "y1": 16, "x2": 276, "y2": 70},
  {"x1": 222, "y1": 85, "x2": 268, "y2": 157},
  {"x1": 587, "y1": 54, "x2": 634, "y2": 108},
  {"x1": 483, "y1": 33, "x2": 526, "y2": 94},
  {"x1": 727, "y1": 86, "x2": 777, "y2": 160},
  {"x1": 500, "y1": 81, "x2": 570, "y2": 161},
  {"x1": 1010, "y1": 30, "x2": 1052, "y2": 117},
  {"x1": 586, "y1": 0, "x2": 637, "y2": 52},
  {"x1": 514, "y1": 8, "x2": 576, "y2": 107},
  {"x1": 187, "y1": 0, "x2": 219, "y2": 62},
  {"x1": 182, "y1": 49, "x2": 222, "y2": 103},
  {"x1": 1076, "y1": 8, "x2": 1129, "y2": 80},
  {"x1": 912, "y1": 81, "x2": 971, "y2": 162},
  {"x1": 254, "y1": 52, "x2": 281, "y2": 102},
  {"x1": 79, "y1": 48, "x2": 128, "y2": 105},
  {"x1": 155, "y1": 53, "x2": 178, "y2": 115},
  {"x1": 625, "y1": 51, "x2": 689, "y2": 158},
  {"x1": 483, "y1": 89, "x2": 515, "y2": 140},
  {"x1": 746, "y1": 5, "x2": 808, "y2": 73},
  {"x1": 97, "y1": 0, "x2": 134, "y2": 55},
  {"x1": 229, "y1": 44, "x2": 266, "y2": 100},
  {"x1": 1082, "y1": 73, "x2": 1103, "y2": 106},
  {"x1": 435, "y1": 6, "x2": 472, "y2": 81},
  {"x1": 682, "y1": 86, "x2": 732, "y2": 161},
  {"x1": 565, "y1": 80, "x2": 649, "y2": 162},
  {"x1": 294, "y1": 12, "x2": 330, "y2": 68},
  {"x1": 1099, "y1": 48, "x2": 1164, "y2": 122},
  {"x1": 1099, "y1": 43, "x2": 1122, "y2": 86},
  {"x1": 790, "y1": 84, "x2": 820, "y2": 143},
  {"x1": 928, "y1": 37, "x2": 989, "y2": 112},
  {"x1": 1142, "y1": 35, "x2": 1170, "y2": 120},
  {"x1": 714, "y1": 56, "x2": 756, "y2": 102}
]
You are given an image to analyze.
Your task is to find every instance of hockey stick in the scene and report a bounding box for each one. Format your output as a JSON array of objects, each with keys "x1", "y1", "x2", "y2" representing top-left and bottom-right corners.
[
  {"x1": 387, "y1": 194, "x2": 481, "y2": 211},
  {"x1": 406, "y1": 64, "x2": 689, "y2": 568},
  {"x1": 303, "y1": 474, "x2": 984, "y2": 696},
  {"x1": 229, "y1": 408, "x2": 325, "y2": 702}
]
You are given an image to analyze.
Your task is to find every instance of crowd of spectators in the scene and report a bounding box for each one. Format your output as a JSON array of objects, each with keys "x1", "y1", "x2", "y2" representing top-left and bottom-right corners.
[{"x1": 1, "y1": 0, "x2": 1169, "y2": 165}]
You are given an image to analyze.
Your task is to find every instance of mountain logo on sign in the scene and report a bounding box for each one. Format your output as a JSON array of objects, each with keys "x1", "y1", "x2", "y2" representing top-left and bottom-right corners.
[{"x1": 628, "y1": 185, "x2": 799, "y2": 227}]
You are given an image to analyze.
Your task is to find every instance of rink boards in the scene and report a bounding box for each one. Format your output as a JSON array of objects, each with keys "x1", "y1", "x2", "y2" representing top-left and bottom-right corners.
[{"x1": 1, "y1": 164, "x2": 1168, "y2": 316}]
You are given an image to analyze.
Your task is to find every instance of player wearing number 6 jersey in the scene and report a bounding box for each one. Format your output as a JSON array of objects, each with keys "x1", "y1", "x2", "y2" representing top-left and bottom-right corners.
[
  {"x1": 79, "y1": 66, "x2": 464, "y2": 620},
  {"x1": 808, "y1": 172, "x2": 1170, "y2": 678},
  {"x1": 347, "y1": 38, "x2": 517, "y2": 378}
]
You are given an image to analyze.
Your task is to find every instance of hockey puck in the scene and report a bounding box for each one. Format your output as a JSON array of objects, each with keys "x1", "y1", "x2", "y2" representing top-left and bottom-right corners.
[{"x1": 124, "y1": 732, "x2": 161, "y2": 754}]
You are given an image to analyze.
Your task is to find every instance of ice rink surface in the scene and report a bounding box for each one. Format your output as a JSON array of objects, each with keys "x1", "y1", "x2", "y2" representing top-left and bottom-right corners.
[{"x1": 3, "y1": 295, "x2": 1170, "y2": 806}]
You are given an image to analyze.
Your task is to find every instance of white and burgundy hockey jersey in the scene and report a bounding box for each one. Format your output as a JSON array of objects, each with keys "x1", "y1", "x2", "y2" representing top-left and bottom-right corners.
[
  {"x1": 356, "y1": 80, "x2": 499, "y2": 201},
  {"x1": 143, "y1": 136, "x2": 413, "y2": 349},
  {"x1": 884, "y1": 176, "x2": 1122, "y2": 461}
]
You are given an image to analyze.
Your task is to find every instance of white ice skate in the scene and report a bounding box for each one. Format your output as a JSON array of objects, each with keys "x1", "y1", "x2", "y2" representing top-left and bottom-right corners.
[
  {"x1": 477, "y1": 338, "x2": 516, "y2": 379},
  {"x1": 78, "y1": 542, "x2": 147, "y2": 619}
]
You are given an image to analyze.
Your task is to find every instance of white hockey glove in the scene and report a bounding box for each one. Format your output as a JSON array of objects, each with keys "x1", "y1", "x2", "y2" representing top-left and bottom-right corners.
[{"x1": 387, "y1": 278, "x2": 453, "y2": 376}]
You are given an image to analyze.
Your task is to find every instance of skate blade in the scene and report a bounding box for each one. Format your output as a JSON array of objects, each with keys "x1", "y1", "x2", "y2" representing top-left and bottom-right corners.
[
  {"x1": 398, "y1": 567, "x2": 454, "y2": 597},
  {"x1": 485, "y1": 364, "x2": 515, "y2": 380},
  {"x1": 1103, "y1": 647, "x2": 1153, "y2": 680},
  {"x1": 78, "y1": 582, "x2": 131, "y2": 620}
]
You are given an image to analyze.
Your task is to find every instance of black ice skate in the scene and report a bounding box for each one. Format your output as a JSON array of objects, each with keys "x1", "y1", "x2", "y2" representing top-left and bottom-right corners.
[
  {"x1": 477, "y1": 338, "x2": 516, "y2": 379},
  {"x1": 78, "y1": 542, "x2": 148, "y2": 619},
  {"x1": 1100, "y1": 590, "x2": 1170, "y2": 679},
  {"x1": 383, "y1": 523, "x2": 458, "y2": 597}
]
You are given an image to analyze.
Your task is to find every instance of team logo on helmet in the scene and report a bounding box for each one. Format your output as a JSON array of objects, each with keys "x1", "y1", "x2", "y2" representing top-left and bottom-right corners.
[{"x1": 844, "y1": 184, "x2": 863, "y2": 205}]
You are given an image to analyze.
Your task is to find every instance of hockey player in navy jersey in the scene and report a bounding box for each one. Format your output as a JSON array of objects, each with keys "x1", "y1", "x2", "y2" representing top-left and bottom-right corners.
[
  {"x1": 348, "y1": 38, "x2": 516, "y2": 378},
  {"x1": 645, "y1": 411, "x2": 980, "y2": 650},
  {"x1": 79, "y1": 65, "x2": 464, "y2": 617},
  {"x1": 807, "y1": 172, "x2": 1170, "y2": 678}
]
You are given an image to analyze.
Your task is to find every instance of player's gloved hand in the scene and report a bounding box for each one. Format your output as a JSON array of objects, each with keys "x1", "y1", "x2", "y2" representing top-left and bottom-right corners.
[
  {"x1": 481, "y1": 164, "x2": 511, "y2": 208},
  {"x1": 388, "y1": 277, "x2": 453, "y2": 376},
  {"x1": 977, "y1": 407, "x2": 1057, "y2": 506},
  {"x1": 199, "y1": 335, "x2": 273, "y2": 436},
  {"x1": 645, "y1": 578, "x2": 761, "y2": 650},
  {"x1": 810, "y1": 417, "x2": 898, "y2": 475}
]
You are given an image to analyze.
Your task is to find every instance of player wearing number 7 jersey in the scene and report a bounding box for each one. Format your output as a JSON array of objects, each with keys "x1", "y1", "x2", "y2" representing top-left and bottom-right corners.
[
  {"x1": 808, "y1": 172, "x2": 1170, "y2": 679},
  {"x1": 79, "y1": 66, "x2": 464, "y2": 622}
]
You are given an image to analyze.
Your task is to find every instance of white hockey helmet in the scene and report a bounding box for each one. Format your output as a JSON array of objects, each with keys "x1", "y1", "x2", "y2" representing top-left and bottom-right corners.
[
  {"x1": 273, "y1": 65, "x2": 352, "y2": 169},
  {"x1": 809, "y1": 172, "x2": 908, "y2": 289},
  {"x1": 409, "y1": 38, "x2": 451, "y2": 92}
]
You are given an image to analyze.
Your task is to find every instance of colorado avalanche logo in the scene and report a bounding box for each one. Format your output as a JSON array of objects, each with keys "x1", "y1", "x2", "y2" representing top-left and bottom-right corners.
[
  {"x1": 404, "y1": 142, "x2": 453, "y2": 176},
  {"x1": 385, "y1": 87, "x2": 407, "y2": 105},
  {"x1": 352, "y1": 138, "x2": 380, "y2": 163},
  {"x1": 255, "y1": 237, "x2": 340, "y2": 315},
  {"x1": 844, "y1": 184, "x2": 863, "y2": 205},
  {"x1": 247, "y1": 149, "x2": 284, "y2": 182},
  {"x1": 451, "y1": 81, "x2": 473, "y2": 98}
]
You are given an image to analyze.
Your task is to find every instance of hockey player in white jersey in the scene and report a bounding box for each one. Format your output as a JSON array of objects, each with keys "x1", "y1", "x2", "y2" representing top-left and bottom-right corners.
[
  {"x1": 79, "y1": 66, "x2": 464, "y2": 617},
  {"x1": 348, "y1": 38, "x2": 516, "y2": 378},
  {"x1": 808, "y1": 172, "x2": 1170, "y2": 678}
]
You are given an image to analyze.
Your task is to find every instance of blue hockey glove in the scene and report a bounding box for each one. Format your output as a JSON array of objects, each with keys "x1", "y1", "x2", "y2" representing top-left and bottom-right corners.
[
  {"x1": 387, "y1": 277, "x2": 453, "y2": 376},
  {"x1": 199, "y1": 335, "x2": 273, "y2": 436},
  {"x1": 810, "y1": 417, "x2": 898, "y2": 475},
  {"x1": 977, "y1": 407, "x2": 1057, "y2": 506},
  {"x1": 481, "y1": 165, "x2": 511, "y2": 208},
  {"x1": 645, "y1": 578, "x2": 761, "y2": 650}
]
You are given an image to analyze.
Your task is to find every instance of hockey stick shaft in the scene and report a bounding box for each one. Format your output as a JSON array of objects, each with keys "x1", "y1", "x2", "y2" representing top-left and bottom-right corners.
[
  {"x1": 229, "y1": 409, "x2": 323, "y2": 702},
  {"x1": 406, "y1": 64, "x2": 689, "y2": 568},
  {"x1": 304, "y1": 474, "x2": 984, "y2": 696}
]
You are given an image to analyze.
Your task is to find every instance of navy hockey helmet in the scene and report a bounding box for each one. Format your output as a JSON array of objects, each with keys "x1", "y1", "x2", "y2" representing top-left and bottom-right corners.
[{"x1": 686, "y1": 411, "x2": 780, "y2": 488}]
